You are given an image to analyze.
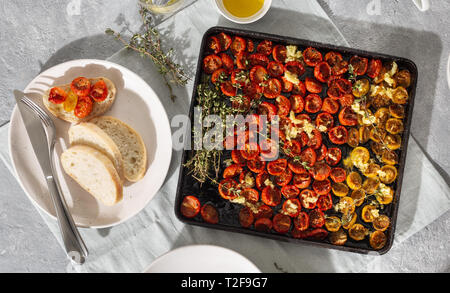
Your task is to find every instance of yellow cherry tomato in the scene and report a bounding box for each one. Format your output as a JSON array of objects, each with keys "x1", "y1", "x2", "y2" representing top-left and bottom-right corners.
[
  {"x1": 379, "y1": 165, "x2": 398, "y2": 184},
  {"x1": 332, "y1": 182, "x2": 349, "y2": 197},
  {"x1": 63, "y1": 90, "x2": 78, "y2": 112},
  {"x1": 385, "y1": 118, "x2": 404, "y2": 134},
  {"x1": 375, "y1": 184, "x2": 394, "y2": 204},
  {"x1": 325, "y1": 216, "x2": 341, "y2": 232},
  {"x1": 348, "y1": 223, "x2": 368, "y2": 241},
  {"x1": 392, "y1": 86, "x2": 408, "y2": 104},
  {"x1": 363, "y1": 163, "x2": 381, "y2": 178},
  {"x1": 381, "y1": 149, "x2": 399, "y2": 165},
  {"x1": 363, "y1": 177, "x2": 380, "y2": 195},
  {"x1": 341, "y1": 212, "x2": 357, "y2": 230},
  {"x1": 351, "y1": 189, "x2": 366, "y2": 207},
  {"x1": 373, "y1": 214, "x2": 390, "y2": 231},
  {"x1": 346, "y1": 171, "x2": 362, "y2": 190},
  {"x1": 370, "y1": 230, "x2": 387, "y2": 250},
  {"x1": 361, "y1": 204, "x2": 378, "y2": 222},
  {"x1": 385, "y1": 133, "x2": 401, "y2": 150},
  {"x1": 329, "y1": 229, "x2": 347, "y2": 246}
]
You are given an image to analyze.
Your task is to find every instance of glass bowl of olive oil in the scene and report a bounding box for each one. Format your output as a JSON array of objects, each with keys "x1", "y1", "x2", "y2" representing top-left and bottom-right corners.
[{"x1": 214, "y1": 0, "x2": 272, "y2": 24}]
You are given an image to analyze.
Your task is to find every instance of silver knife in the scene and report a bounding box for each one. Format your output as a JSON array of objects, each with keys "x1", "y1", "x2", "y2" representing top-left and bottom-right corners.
[{"x1": 14, "y1": 90, "x2": 88, "y2": 265}]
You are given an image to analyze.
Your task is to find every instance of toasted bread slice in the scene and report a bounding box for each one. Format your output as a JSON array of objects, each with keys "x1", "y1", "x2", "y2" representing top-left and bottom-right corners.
[
  {"x1": 43, "y1": 77, "x2": 116, "y2": 123},
  {"x1": 68, "y1": 122, "x2": 124, "y2": 180},
  {"x1": 90, "y1": 116, "x2": 147, "y2": 182},
  {"x1": 61, "y1": 145, "x2": 123, "y2": 206}
]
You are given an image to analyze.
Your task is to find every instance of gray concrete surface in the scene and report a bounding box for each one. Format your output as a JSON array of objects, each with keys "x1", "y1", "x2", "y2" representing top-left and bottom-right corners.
[{"x1": 0, "y1": 0, "x2": 449, "y2": 272}]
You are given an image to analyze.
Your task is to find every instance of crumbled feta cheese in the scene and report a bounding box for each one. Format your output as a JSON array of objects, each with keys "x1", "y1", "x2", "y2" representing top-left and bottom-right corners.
[
  {"x1": 264, "y1": 178, "x2": 275, "y2": 188},
  {"x1": 317, "y1": 125, "x2": 328, "y2": 132},
  {"x1": 285, "y1": 45, "x2": 302, "y2": 62},
  {"x1": 370, "y1": 208, "x2": 380, "y2": 218},
  {"x1": 284, "y1": 70, "x2": 299, "y2": 85}
]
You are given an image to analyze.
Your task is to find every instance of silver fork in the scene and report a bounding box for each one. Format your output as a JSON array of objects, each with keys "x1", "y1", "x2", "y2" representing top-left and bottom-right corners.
[{"x1": 20, "y1": 96, "x2": 88, "y2": 264}]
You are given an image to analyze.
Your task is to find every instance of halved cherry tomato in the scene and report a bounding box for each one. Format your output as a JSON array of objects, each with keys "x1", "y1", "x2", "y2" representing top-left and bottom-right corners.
[
  {"x1": 370, "y1": 230, "x2": 387, "y2": 250},
  {"x1": 293, "y1": 172, "x2": 311, "y2": 189},
  {"x1": 300, "y1": 147, "x2": 317, "y2": 168},
  {"x1": 273, "y1": 213, "x2": 291, "y2": 233},
  {"x1": 303, "y1": 47, "x2": 323, "y2": 67},
  {"x1": 231, "y1": 95, "x2": 251, "y2": 112},
  {"x1": 317, "y1": 193, "x2": 333, "y2": 211},
  {"x1": 180, "y1": 195, "x2": 200, "y2": 218},
  {"x1": 321, "y1": 97, "x2": 340, "y2": 114},
  {"x1": 282, "y1": 198, "x2": 301, "y2": 217},
  {"x1": 230, "y1": 36, "x2": 246, "y2": 55},
  {"x1": 330, "y1": 167, "x2": 346, "y2": 183},
  {"x1": 329, "y1": 229, "x2": 348, "y2": 245},
  {"x1": 259, "y1": 138, "x2": 279, "y2": 160},
  {"x1": 71, "y1": 77, "x2": 91, "y2": 97},
  {"x1": 239, "y1": 207, "x2": 254, "y2": 228},
  {"x1": 249, "y1": 65, "x2": 268, "y2": 84},
  {"x1": 211, "y1": 68, "x2": 228, "y2": 84},
  {"x1": 236, "y1": 52, "x2": 250, "y2": 70},
  {"x1": 288, "y1": 158, "x2": 306, "y2": 175},
  {"x1": 315, "y1": 144, "x2": 328, "y2": 161},
  {"x1": 48, "y1": 87, "x2": 67, "y2": 104},
  {"x1": 263, "y1": 78, "x2": 282, "y2": 99},
  {"x1": 280, "y1": 76, "x2": 293, "y2": 92},
  {"x1": 327, "y1": 80, "x2": 341, "y2": 100},
  {"x1": 223, "y1": 164, "x2": 243, "y2": 178},
  {"x1": 220, "y1": 80, "x2": 237, "y2": 97},
  {"x1": 272, "y1": 44, "x2": 287, "y2": 63},
  {"x1": 338, "y1": 106, "x2": 358, "y2": 126},
  {"x1": 312, "y1": 179, "x2": 331, "y2": 195},
  {"x1": 249, "y1": 53, "x2": 270, "y2": 67},
  {"x1": 201, "y1": 203, "x2": 219, "y2": 224},
  {"x1": 294, "y1": 211, "x2": 310, "y2": 231},
  {"x1": 336, "y1": 78, "x2": 352, "y2": 94},
  {"x1": 281, "y1": 185, "x2": 300, "y2": 199},
  {"x1": 218, "y1": 178, "x2": 239, "y2": 200},
  {"x1": 217, "y1": 32, "x2": 231, "y2": 51},
  {"x1": 261, "y1": 186, "x2": 282, "y2": 206},
  {"x1": 314, "y1": 61, "x2": 331, "y2": 83},
  {"x1": 247, "y1": 39, "x2": 254, "y2": 52},
  {"x1": 267, "y1": 61, "x2": 285, "y2": 77},
  {"x1": 220, "y1": 53, "x2": 234, "y2": 72},
  {"x1": 325, "y1": 51, "x2": 348, "y2": 76},
  {"x1": 89, "y1": 79, "x2": 108, "y2": 102},
  {"x1": 241, "y1": 188, "x2": 259, "y2": 203},
  {"x1": 300, "y1": 189, "x2": 318, "y2": 209},
  {"x1": 315, "y1": 112, "x2": 334, "y2": 132},
  {"x1": 328, "y1": 126, "x2": 348, "y2": 145},
  {"x1": 254, "y1": 217, "x2": 273, "y2": 232},
  {"x1": 74, "y1": 96, "x2": 93, "y2": 118},
  {"x1": 307, "y1": 129, "x2": 322, "y2": 150},
  {"x1": 267, "y1": 159, "x2": 287, "y2": 176},
  {"x1": 339, "y1": 93, "x2": 354, "y2": 107},
  {"x1": 292, "y1": 81, "x2": 307, "y2": 96},
  {"x1": 285, "y1": 61, "x2": 305, "y2": 76},
  {"x1": 231, "y1": 69, "x2": 248, "y2": 88},
  {"x1": 64, "y1": 90, "x2": 78, "y2": 112},
  {"x1": 274, "y1": 168, "x2": 293, "y2": 186},
  {"x1": 307, "y1": 228, "x2": 328, "y2": 240},
  {"x1": 304, "y1": 94, "x2": 323, "y2": 113},
  {"x1": 367, "y1": 59, "x2": 382, "y2": 79},
  {"x1": 258, "y1": 103, "x2": 278, "y2": 123},
  {"x1": 208, "y1": 36, "x2": 221, "y2": 54},
  {"x1": 256, "y1": 172, "x2": 270, "y2": 190},
  {"x1": 309, "y1": 161, "x2": 331, "y2": 181},
  {"x1": 275, "y1": 95, "x2": 291, "y2": 117},
  {"x1": 203, "y1": 54, "x2": 222, "y2": 74},
  {"x1": 254, "y1": 205, "x2": 273, "y2": 219},
  {"x1": 309, "y1": 209, "x2": 325, "y2": 228},
  {"x1": 305, "y1": 77, "x2": 323, "y2": 93},
  {"x1": 247, "y1": 158, "x2": 266, "y2": 173},
  {"x1": 256, "y1": 40, "x2": 273, "y2": 56},
  {"x1": 290, "y1": 95, "x2": 305, "y2": 113},
  {"x1": 326, "y1": 147, "x2": 342, "y2": 166},
  {"x1": 349, "y1": 55, "x2": 369, "y2": 75},
  {"x1": 243, "y1": 82, "x2": 262, "y2": 99},
  {"x1": 283, "y1": 140, "x2": 302, "y2": 158}
]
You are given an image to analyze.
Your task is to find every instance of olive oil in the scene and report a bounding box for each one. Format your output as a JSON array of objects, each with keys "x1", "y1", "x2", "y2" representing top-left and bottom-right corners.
[{"x1": 223, "y1": 0, "x2": 264, "y2": 18}]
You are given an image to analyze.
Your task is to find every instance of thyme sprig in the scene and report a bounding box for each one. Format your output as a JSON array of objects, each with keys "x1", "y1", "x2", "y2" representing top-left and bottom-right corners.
[{"x1": 105, "y1": 6, "x2": 189, "y2": 100}]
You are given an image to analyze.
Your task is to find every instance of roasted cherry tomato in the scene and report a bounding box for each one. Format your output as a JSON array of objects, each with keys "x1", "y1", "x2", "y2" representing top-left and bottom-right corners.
[
  {"x1": 275, "y1": 95, "x2": 291, "y2": 116},
  {"x1": 290, "y1": 94, "x2": 305, "y2": 113},
  {"x1": 352, "y1": 78, "x2": 370, "y2": 97},
  {"x1": 292, "y1": 81, "x2": 307, "y2": 96},
  {"x1": 257, "y1": 40, "x2": 273, "y2": 56},
  {"x1": 211, "y1": 68, "x2": 228, "y2": 84},
  {"x1": 330, "y1": 167, "x2": 346, "y2": 183},
  {"x1": 305, "y1": 77, "x2": 322, "y2": 93},
  {"x1": 307, "y1": 228, "x2": 328, "y2": 240},
  {"x1": 346, "y1": 171, "x2": 362, "y2": 190},
  {"x1": 300, "y1": 189, "x2": 318, "y2": 209},
  {"x1": 328, "y1": 126, "x2": 348, "y2": 145},
  {"x1": 309, "y1": 161, "x2": 331, "y2": 181},
  {"x1": 351, "y1": 189, "x2": 366, "y2": 207},
  {"x1": 241, "y1": 142, "x2": 260, "y2": 160},
  {"x1": 230, "y1": 36, "x2": 246, "y2": 55},
  {"x1": 379, "y1": 165, "x2": 398, "y2": 184},
  {"x1": 218, "y1": 178, "x2": 239, "y2": 200},
  {"x1": 247, "y1": 159, "x2": 266, "y2": 174},
  {"x1": 63, "y1": 90, "x2": 78, "y2": 112},
  {"x1": 180, "y1": 195, "x2": 200, "y2": 218},
  {"x1": 339, "y1": 106, "x2": 358, "y2": 126},
  {"x1": 394, "y1": 69, "x2": 411, "y2": 88},
  {"x1": 303, "y1": 47, "x2": 323, "y2": 67},
  {"x1": 327, "y1": 79, "x2": 341, "y2": 100},
  {"x1": 255, "y1": 172, "x2": 270, "y2": 190},
  {"x1": 220, "y1": 80, "x2": 237, "y2": 97},
  {"x1": 259, "y1": 138, "x2": 279, "y2": 160},
  {"x1": 314, "y1": 61, "x2": 331, "y2": 83},
  {"x1": 71, "y1": 77, "x2": 91, "y2": 97},
  {"x1": 326, "y1": 147, "x2": 342, "y2": 166},
  {"x1": 263, "y1": 78, "x2": 282, "y2": 99},
  {"x1": 348, "y1": 223, "x2": 367, "y2": 241},
  {"x1": 369, "y1": 230, "x2": 387, "y2": 250},
  {"x1": 329, "y1": 229, "x2": 347, "y2": 246},
  {"x1": 316, "y1": 144, "x2": 328, "y2": 161},
  {"x1": 294, "y1": 211, "x2": 309, "y2": 231},
  {"x1": 281, "y1": 185, "x2": 300, "y2": 199},
  {"x1": 247, "y1": 39, "x2": 254, "y2": 52},
  {"x1": 236, "y1": 52, "x2": 251, "y2": 70},
  {"x1": 325, "y1": 51, "x2": 348, "y2": 76},
  {"x1": 267, "y1": 159, "x2": 287, "y2": 176},
  {"x1": 307, "y1": 129, "x2": 323, "y2": 149},
  {"x1": 48, "y1": 87, "x2": 67, "y2": 104},
  {"x1": 217, "y1": 32, "x2": 231, "y2": 51},
  {"x1": 241, "y1": 188, "x2": 260, "y2": 203},
  {"x1": 208, "y1": 36, "x2": 222, "y2": 53},
  {"x1": 274, "y1": 168, "x2": 293, "y2": 186},
  {"x1": 332, "y1": 182, "x2": 349, "y2": 197},
  {"x1": 280, "y1": 76, "x2": 294, "y2": 92},
  {"x1": 203, "y1": 54, "x2": 223, "y2": 74},
  {"x1": 272, "y1": 44, "x2": 287, "y2": 63},
  {"x1": 273, "y1": 213, "x2": 291, "y2": 233},
  {"x1": 239, "y1": 207, "x2": 254, "y2": 228},
  {"x1": 89, "y1": 79, "x2": 108, "y2": 102},
  {"x1": 292, "y1": 172, "x2": 311, "y2": 189},
  {"x1": 261, "y1": 186, "x2": 282, "y2": 206},
  {"x1": 299, "y1": 147, "x2": 317, "y2": 168},
  {"x1": 282, "y1": 198, "x2": 301, "y2": 217},
  {"x1": 220, "y1": 53, "x2": 234, "y2": 72},
  {"x1": 315, "y1": 112, "x2": 334, "y2": 132},
  {"x1": 288, "y1": 157, "x2": 308, "y2": 175},
  {"x1": 373, "y1": 214, "x2": 390, "y2": 232},
  {"x1": 367, "y1": 59, "x2": 382, "y2": 79},
  {"x1": 309, "y1": 209, "x2": 325, "y2": 228},
  {"x1": 254, "y1": 217, "x2": 273, "y2": 232},
  {"x1": 223, "y1": 163, "x2": 243, "y2": 178},
  {"x1": 339, "y1": 93, "x2": 354, "y2": 108},
  {"x1": 267, "y1": 61, "x2": 285, "y2": 77},
  {"x1": 249, "y1": 65, "x2": 268, "y2": 84},
  {"x1": 74, "y1": 96, "x2": 93, "y2": 118},
  {"x1": 324, "y1": 216, "x2": 341, "y2": 232},
  {"x1": 201, "y1": 203, "x2": 219, "y2": 224},
  {"x1": 322, "y1": 97, "x2": 340, "y2": 114},
  {"x1": 312, "y1": 179, "x2": 331, "y2": 195},
  {"x1": 304, "y1": 94, "x2": 323, "y2": 113},
  {"x1": 349, "y1": 55, "x2": 368, "y2": 76},
  {"x1": 285, "y1": 61, "x2": 305, "y2": 76},
  {"x1": 254, "y1": 205, "x2": 273, "y2": 219},
  {"x1": 249, "y1": 53, "x2": 270, "y2": 67},
  {"x1": 317, "y1": 193, "x2": 333, "y2": 211},
  {"x1": 283, "y1": 140, "x2": 302, "y2": 158}
]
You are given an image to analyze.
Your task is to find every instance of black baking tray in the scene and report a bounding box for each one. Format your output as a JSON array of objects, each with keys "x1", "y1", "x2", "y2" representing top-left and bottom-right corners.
[{"x1": 174, "y1": 26, "x2": 418, "y2": 254}]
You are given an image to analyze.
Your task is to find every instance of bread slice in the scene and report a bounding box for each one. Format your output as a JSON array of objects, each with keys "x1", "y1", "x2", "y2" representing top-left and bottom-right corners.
[
  {"x1": 68, "y1": 122, "x2": 124, "y2": 180},
  {"x1": 90, "y1": 116, "x2": 147, "y2": 182},
  {"x1": 61, "y1": 145, "x2": 123, "y2": 206},
  {"x1": 43, "y1": 77, "x2": 116, "y2": 123}
]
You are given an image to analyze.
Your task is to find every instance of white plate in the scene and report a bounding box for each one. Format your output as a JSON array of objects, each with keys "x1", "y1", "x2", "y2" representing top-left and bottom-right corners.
[
  {"x1": 144, "y1": 245, "x2": 260, "y2": 273},
  {"x1": 9, "y1": 59, "x2": 172, "y2": 228}
]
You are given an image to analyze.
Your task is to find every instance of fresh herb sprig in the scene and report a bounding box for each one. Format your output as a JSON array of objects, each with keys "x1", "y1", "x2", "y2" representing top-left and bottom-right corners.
[{"x1": 105, "y1": 6, "x2": 189, "y2": 100}]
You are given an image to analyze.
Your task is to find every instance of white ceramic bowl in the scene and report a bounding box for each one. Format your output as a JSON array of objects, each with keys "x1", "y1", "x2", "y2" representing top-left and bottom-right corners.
[{"x1": 214, "y1": 0, "x2": 272, "y2": 24}]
